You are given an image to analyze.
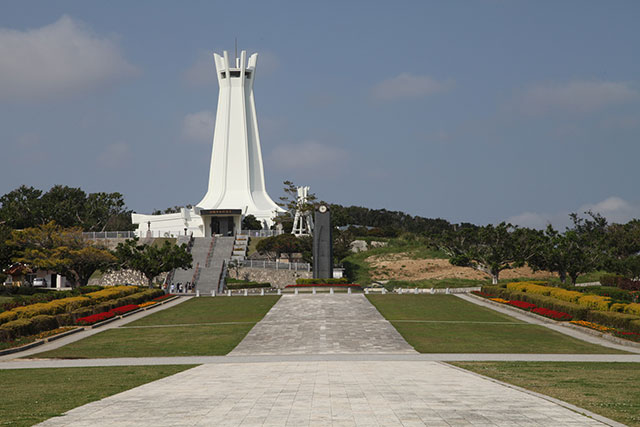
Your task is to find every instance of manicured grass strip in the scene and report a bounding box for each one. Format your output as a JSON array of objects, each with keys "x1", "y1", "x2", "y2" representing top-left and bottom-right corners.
[
  {"x1": 367, "y1": 294, "x2": 521, "y2": 322},
  {"x1": 33, "y1": 324, "x2": 254, "y2": 358},
  {"x1": 386, "y1": 278, "x2": 487, "y2": 289},
  {"x1": 127, "y1": 296, "x2": 280, "y2": 326},
  {"x1": 0, "y1": 365, "x2": 195, "y2": 426},
  {"x1": 391, "y1": 322, "x2": 625, "y2": 353},
  {"x1": 452, "y1": 362, "x2": 640, "y2": 426},
  {"x1": 367, "y1": 295, "x2": 626, "y2": 354}
]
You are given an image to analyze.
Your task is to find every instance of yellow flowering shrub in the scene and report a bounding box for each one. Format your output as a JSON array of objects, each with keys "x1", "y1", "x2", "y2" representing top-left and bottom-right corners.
[
  {"x1": 610, "y1": 303, "x2": 627, "y2": 313},
  {"x1": 577, "y1": 295, "x2": 611, "y2": 311},
  {"x1": 0, "y1": 310, "x2": 18, "y2": 325},
  {"x1": 86, "y1": 286, "x2": 139, "y2": 302},
  {"x1": 506, "y1": 282, "x2": 583, "y2": 303},
  {"x1": 624, "y1": 303, "x2": 640, "y2": 316},
  {"x1": 12, "y1": 296, "x2": 92, "y2": 318}
]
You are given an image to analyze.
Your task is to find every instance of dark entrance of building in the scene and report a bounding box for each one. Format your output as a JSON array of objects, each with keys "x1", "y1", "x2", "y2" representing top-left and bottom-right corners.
[{"x1": 210, "y1": 216, "x2": 234, "y2": 236}]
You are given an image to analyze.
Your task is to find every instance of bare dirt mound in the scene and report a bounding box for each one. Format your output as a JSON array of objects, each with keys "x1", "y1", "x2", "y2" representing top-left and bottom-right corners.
[{"x1": 366, "y1": 253, "x2": 555, "y2": 281}]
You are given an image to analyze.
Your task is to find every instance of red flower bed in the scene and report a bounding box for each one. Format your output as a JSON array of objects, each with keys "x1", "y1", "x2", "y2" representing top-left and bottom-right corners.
[
  {"x1": 531, "y1": 307, "x2": 572, "y2": 321},
  {"x1": 153, "y1": 294, "x2": 174, "y2": 301},
  {"x1": 76, "y1": 311, "x2": 115, "y2": 326},
  {"x1": 507, "y1": 300, "x2": 537, "y2": 310},
  {"x1": 472, "y1": 291, "x2": 495, "y2": 298},
  {"x1": 110, "y1": 304, "x2": 139, "y2": 315},
  {"x1": 284, "y1": 283, "x2": 361, "y2": 288},
  {"x1": 75, "y1": 304, "x2": 140, "y2": 325},
  {"x1": 613, "y1": 331, "x2": 640, "y2": 342}
]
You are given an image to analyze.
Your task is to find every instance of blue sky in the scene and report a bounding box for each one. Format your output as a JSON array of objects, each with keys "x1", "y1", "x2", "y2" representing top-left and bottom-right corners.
[{"x1": 1, "y1": 1, "x2": 639, "y2": 229}]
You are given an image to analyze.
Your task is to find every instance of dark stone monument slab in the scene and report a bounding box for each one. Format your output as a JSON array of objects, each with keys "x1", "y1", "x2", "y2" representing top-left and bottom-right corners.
[{"x1": 313, "y1": 205, "x2": 333, "y2": 279}]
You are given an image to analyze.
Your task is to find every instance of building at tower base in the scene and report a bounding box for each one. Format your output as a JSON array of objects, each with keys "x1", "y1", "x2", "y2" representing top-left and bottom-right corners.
[{"x1": 131, "y1": 50, "x2": 283, "y2": 238}]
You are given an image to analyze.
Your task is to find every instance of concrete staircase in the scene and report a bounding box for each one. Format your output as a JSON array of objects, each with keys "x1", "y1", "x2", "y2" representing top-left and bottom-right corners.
[{"x1": 171, "y1": 236, "x2": 234, "y2": 294}]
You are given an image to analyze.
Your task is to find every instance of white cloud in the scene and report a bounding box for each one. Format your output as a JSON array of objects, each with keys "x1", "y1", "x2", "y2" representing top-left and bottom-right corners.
[
  {"x1": 507, "y1": 196, "x2": 640, "y2": 229},
  {"x1": 268, "y1": 141, "x2": 348, "y2": 175},
  {"x1": 0, "y1": 15, "x2": 138, "y2": 100},
  {"x1": 98, "y1": 142, "x2": 131, "y2": 168},
  {"x1": 181, "y1": 110, "x2": 215, "y2": 142},
  {"x1": 371, "y1": 73, "x2": 453, "y2": 101},
  {"x1": 519, "y1": 80, "x2": 638, "y2": 115},
  {"x1": 183, "y1": 51, "x2": 216, "y2": 86}
]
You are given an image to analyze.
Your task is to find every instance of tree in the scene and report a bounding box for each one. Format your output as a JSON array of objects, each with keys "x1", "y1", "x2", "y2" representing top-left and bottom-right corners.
[
  {"x1": 529, "y1": 226, "x2": 571, "y2": 284},
  {"x1": 114, "y1": 238, "x2": 192, "y2": 287},
  {"x1": 436, "y1": 223, "x2": 538, "y2": 284},
  {"x1": 256, "y1": 233, "x2": 304, "y2": 261},
  {"x1": 7, "y1": 222, "x2": 117, "y2": 286},
  {"x1": 0, "y1": 185, "x2": 44, "y2": 229},
  {"x1": 242, "y1": 214, "x2": 262, "y2": 230}
]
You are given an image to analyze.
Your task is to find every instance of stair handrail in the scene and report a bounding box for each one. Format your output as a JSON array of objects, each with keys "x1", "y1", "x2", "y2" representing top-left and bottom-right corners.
[
  {"x1": 205, "y1": 236, "x2": 216, "y2": 268},
  {"x1": 217, "y1": 260, "x2": 227, "y2": 293}
]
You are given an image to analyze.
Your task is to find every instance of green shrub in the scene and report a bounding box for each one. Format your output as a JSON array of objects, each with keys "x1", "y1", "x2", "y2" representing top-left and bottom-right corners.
[
  {"x1": 586, "y1": 310, "x2": 640, "y2": 331},
  {"x1": 226, "y1": 282, "x2": 271, "y2": 290},
  {"x1": 600, "y1": 274, "x2": 624, "y2": 287},
  {"x1": 580, "y1": 286, "x2": 633, "y2": 303},
  {"x1": 0, "y1": 315, "x2": 59, "y2": 342},
  {"x1": 630, "y1": 320, "x2": 640, "y2": 334},
  {"x1": 296, "y1": 278, "x2": 348, "y2": 285}
]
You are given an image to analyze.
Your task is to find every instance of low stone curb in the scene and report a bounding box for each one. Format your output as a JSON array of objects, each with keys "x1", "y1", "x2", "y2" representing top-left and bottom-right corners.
[{"x1": 466, "y1": 293, "x2": 640, "y2": 350}]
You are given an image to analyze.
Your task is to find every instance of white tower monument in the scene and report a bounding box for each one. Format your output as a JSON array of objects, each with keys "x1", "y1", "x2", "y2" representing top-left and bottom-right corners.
[
  {"x1": 131, "y1": 50, "x2": 283, "y2": 237},
  {"x1": 197, "y1": 50, "x2": 283, "y2": 235}
]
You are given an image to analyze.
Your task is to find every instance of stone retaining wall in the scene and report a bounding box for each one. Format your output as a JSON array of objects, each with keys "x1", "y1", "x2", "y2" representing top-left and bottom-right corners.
[
  {"x1": 230, "y1": 267, "x2": 312, "y2": 288},
  {"x1": 88, "y1": 269, "x2": 168, "y2": 287}
]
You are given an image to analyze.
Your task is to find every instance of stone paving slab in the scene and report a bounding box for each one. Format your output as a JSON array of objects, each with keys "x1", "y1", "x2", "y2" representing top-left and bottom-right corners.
[
  {"x1": 36, "y1": 361, "x2": 610, "y2": 426},
  {"x1": 229, "y1": 295, "x2": 416, "y2": 355}
]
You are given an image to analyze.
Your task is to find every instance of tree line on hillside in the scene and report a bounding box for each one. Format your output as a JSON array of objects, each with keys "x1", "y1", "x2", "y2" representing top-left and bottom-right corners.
[{"x1": 1, "y1": 222, "x2": 191, "y2": 288}]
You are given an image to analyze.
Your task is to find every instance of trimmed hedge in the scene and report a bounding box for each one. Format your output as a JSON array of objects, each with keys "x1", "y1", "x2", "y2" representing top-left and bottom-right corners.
[
  {"x1": 579, "y1": 286, "x2": 634, "y2": 303},
  {"x1": 598, "y1": 274, "x2": 640, "y2": 291},
  {"x1": 0, "y1": 315, "x2": 59, "y2": 341},
  {"x1": 296, "y1": 278, "x2": 348, "y2": 285},
  {"x1": 226, "y1": 282, "x2": 271, "y2": 290},
  {"x1": 0, "y1": 288, "x2": 164, "y2": 342},
  {"x1": 481, "y1": 285, "x2": 640, "y2": 333}
]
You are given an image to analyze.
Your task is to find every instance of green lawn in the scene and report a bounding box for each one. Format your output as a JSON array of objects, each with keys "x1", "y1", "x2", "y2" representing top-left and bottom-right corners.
[
  {"x1": 385, "y1": 278, "x2": 488, "y2": 289},
  {"x1": 0, "y1": 365, "x2": 195, "y2": 426},
  {"x1": 128, "y1": 296, "x2": 280, "y2": 326},
  {"x1": 453, "y1": 362, "x2": 640, "y2": 426},
  {"x1": 34, "y1": 324, "x2": 254, "y2": 358},
  {"x1": 31, "y1": 296, "x2": 279, "y2": 358},
  {"x1": 366, "y1": 295, "x2": 627, "y2": 354}
]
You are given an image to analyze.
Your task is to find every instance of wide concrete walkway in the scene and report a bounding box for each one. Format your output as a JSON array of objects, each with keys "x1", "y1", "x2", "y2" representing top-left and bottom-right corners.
[
  {"x1": 230, "y1": 295, "x2": 416, "y2": 355},
  {"x1": 37, "y1": 361, "x2": 610, "y2": 427},
  {"x1": 21, "y1": 294, "x2": 630, "y2": 426}
]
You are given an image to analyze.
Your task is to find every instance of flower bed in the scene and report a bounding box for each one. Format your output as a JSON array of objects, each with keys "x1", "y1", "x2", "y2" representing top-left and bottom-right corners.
[
  {"x1": 571, "y1": 320, "x2": 640, "y2": 342},
  {"x1": 139, "y1": 301, "x2": 156, "y2": 308},
  {"x1": 75, "y1": 304, "x2": 140, "y2": 326},
  {"x1": 153, "y1": 294, "x2": 175, "y2": 301},
  {"x1": 472, "y1": 291, "x2": 495, "y2": 298},
  {"x1": 507, "y1": 300, "x2": 537, "y2": 310},
  {"x1": 76, "y1": 311, "x2": 115, "y2": 326},
  {"x1": 285, "y1": 283, "x2": 361, "y2": 288},
  {"x1": 109, "y1": 305, "x2": 139, "y2": 316},
  {"x1": 531, "y1": 307, "x2": 572, "y2": 321},
  {"x1": 489, "y1": 298, "x2": 510, "y2": 304}
]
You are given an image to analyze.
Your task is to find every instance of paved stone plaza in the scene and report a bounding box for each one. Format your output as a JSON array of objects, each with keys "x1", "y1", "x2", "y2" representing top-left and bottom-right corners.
[
  {"x1": 230, "y1": 295, "x2": 416, "y2": 355},
  {"x1": 25, "y1": 294, "x2": 627, "y2": 426},
  {"x1": 37, "y1": 361, "x2": 608, "y2": 427}
]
